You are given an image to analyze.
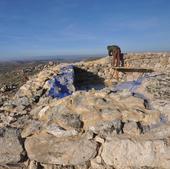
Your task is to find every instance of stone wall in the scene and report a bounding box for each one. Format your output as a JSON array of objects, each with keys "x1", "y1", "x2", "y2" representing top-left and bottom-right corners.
[
  {"x1": 0, "y1": 53, "x2": 170, "y2": 169},
  {"x1": 124, "y1": 52, "x2": 170, "y2": 72},
  {"x1": 74, "y1": 53, "x2": 170, "y2": 88}
]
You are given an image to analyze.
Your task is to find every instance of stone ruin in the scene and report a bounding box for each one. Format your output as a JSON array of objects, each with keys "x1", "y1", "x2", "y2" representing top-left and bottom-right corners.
[{"x1": 0, "y1": 52, "x2": 170, "y2": 169}]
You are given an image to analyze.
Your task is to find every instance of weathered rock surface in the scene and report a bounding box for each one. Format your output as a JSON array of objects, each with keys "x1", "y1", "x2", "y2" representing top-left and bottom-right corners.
[
  {"x1": 0, "y1": 128, "x2": 24, "y2": 164},
  {"x1": 25, "y1": 133, "x2": 98, "y2": 165},
  {"x1": 0, "y1": 53, "x2": 170, "y2": 169},
  {"x1": 101, "y1": 136, "x2": 170, "y2": 169},
  {"x1": 31, "y1": 91, "x2": 161, "y2": 135},
  {"x1": 124, "y1": 52, "x2": 170, "y2": 72}
]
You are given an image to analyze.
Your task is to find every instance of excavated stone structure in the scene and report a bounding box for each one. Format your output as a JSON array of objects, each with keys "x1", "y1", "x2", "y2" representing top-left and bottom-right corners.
[{"x1": 0, "y1": 52, "x2": 170, "y2": 169}]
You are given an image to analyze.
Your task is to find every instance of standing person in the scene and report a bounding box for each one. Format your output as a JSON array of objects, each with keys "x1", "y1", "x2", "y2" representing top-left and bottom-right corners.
[{"x1": 107, "y1": 45, "x2": 121, "y2": 67}]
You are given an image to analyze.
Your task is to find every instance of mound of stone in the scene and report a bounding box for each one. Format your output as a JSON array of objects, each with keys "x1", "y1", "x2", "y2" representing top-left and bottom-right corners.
[{"x1": 0, "y1": 53, "x2": 170, "y2": 169}]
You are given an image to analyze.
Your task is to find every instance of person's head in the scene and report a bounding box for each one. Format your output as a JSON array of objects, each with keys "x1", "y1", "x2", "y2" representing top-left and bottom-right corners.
[{"x1": 107, "y1": 45, "x2": 120, "y2": 56}]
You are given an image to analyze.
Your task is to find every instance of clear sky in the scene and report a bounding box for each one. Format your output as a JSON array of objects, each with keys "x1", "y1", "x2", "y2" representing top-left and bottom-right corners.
[{"x1": 0, "y1": 0, "x2": 170, "y2": 60}]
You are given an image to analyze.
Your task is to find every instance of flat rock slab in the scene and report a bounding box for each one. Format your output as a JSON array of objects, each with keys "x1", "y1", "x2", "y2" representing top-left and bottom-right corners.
[
  {"x1": 101, "y1": 136, "x2": 170, "y2": 169},
  {"x1": 25, "y1": 133, "x2": 98, "y2": 165},
  {"x1": 0, "y1": 128, "x2": 24, "y2": 164}
]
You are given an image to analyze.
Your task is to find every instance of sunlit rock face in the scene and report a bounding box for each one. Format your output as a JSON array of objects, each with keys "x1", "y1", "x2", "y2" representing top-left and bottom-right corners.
[{"x1": 0, "y1": 52, "x2": 170, "y2": 169}]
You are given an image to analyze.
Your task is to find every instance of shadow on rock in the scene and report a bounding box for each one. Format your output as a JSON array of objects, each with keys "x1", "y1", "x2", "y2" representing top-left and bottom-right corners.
[{"x1": 74, "y1": 66, "x2": 105, "y2": 91}]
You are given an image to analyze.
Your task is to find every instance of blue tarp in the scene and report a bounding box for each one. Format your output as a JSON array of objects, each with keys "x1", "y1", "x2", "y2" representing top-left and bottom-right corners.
[
  {"x1": 112, "y1": 73, "x2": 152, "y2": 109},
  {"x1": 113, "y1": 72, "x2": 168, "y2": 127},
  {"x1": 48, "y1": 65, "x2": 75, "y2": 99},
  {"x1": 113, "y1": 73, "x2": 154, "y2": 93},
  {"x1": 113, "y1": 79, "x2": 142, "y2": 93}
]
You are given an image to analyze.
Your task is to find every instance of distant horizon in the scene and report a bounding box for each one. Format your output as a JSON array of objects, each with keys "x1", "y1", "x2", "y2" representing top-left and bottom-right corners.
[
  {"x1": 0, "y1": 50, "x2": 170, "y2": 62},
  {"x1": 1, "y1": 47, "x2": 170, "y2": 61}
]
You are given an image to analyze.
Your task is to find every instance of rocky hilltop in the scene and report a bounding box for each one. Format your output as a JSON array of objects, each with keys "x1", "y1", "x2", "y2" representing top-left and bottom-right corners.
[{"x1": 0, "y1": 53, "x2": 170, "y2": 169}]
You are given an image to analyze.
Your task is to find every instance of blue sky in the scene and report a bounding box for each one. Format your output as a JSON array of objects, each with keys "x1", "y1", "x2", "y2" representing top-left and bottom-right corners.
[{"x1": 0, "y1": 0, "x2": 170, "y2": 60}]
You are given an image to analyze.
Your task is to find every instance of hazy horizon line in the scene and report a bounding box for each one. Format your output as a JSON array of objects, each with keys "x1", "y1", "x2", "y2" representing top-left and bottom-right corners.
[{"x1": 0, "y1": 50, "x2": 170, "y2": 61}]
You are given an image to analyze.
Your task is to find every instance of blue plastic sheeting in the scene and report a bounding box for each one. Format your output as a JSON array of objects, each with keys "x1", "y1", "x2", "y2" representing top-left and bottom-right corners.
[
  {"x1": 113, "y1": 79, "x2": 142, "y2": 93},
  {"x1": 112, "y1": 73, "x2": 156, "y2": 109},
  {"x1": 48, "y1": 65, "x2": 75, "y2": 99},
  {"x1": 113, "y1": 73, "x2": 156, "y2": 93}
]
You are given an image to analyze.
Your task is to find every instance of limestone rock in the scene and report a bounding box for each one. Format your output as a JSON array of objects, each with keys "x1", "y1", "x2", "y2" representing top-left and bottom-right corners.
[
  {"x1": 0, "y1": 53, "x2": 170, "y2": 169},
  {"x1": 101, "y1": 136, "x2": 170, "y2": 169},
  {"x1": 0, "y1": 128, "x2": 24, "y2": 164},
  {"x1": 12, "y1": 96, "x2": 31, "y2": 111},
  {"x1": 28, "y1": 160, "x2": 39, "y2": 169},
  {"x1": 123, "y1": 121, "x2": 141, "y2": 136},
  {"x1": 145, "y1": 123, "x2": 170, "y2": 139},
  {"x1": 25, "y1": 133, "x2": 98, "y2": 165},
  {"x1": 45, "y1": 124, "x2": 79, "y2": 137},
  {"x1": 21, "y1": 120, "x2": 43, "y2": 138}
]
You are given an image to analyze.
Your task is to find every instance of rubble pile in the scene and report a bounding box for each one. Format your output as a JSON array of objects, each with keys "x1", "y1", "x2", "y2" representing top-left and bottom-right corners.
[
  {"x1": 124, "y1": 52, "x2": 170, "y2": 72},
  {"x1": 0, "y1": 53, "x2": 170, "y2": 169}
]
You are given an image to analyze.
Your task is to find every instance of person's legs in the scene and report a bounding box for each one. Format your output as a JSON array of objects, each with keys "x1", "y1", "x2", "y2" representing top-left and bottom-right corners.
[
  {"x1": 112, "y1": 50, "x2": 116, "y2": 66},
  {"x1": 116, "y1": 48, "x2": 120, "y2": 67}
]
